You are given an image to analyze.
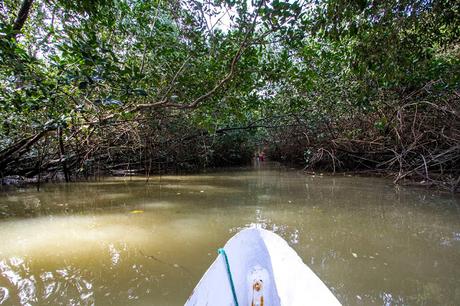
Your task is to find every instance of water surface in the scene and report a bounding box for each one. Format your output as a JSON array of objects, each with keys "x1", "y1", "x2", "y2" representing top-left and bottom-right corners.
[{"x1": 0, "y1": 166, "x2": 459, "y2": 305}]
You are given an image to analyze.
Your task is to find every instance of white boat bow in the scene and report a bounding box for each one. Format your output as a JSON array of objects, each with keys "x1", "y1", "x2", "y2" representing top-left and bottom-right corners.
[{"x1": 185, "y1": 228, "x2": 341, "y2": 306}]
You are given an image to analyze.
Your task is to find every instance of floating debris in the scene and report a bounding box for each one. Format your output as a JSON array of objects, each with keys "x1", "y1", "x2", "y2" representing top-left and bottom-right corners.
[{"x1": 130, "y1": 210, "x2": 144, "y2": 214}]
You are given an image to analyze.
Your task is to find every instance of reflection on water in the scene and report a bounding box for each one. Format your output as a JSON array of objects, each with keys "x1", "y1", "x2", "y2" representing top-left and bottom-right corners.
[{"x1": 0, "y1": 165, "x2": 459, "y2": 305}]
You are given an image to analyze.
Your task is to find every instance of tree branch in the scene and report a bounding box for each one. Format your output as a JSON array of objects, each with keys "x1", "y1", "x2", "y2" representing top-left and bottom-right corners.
[
  {"x1": 133, "y1": 0, "x2": 264, "y2": 110},
  {"x1": 11, "y1": 0, "x2": 34, "y2": 39}
]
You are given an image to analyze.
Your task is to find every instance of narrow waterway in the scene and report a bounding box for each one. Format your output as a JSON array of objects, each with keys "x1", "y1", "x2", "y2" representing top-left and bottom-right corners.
[{"x1": 0, "y1": 166, "x2": 459, "y2": 305}]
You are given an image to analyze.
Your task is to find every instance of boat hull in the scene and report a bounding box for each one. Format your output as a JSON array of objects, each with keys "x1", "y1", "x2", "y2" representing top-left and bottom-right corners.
[{"x1": 185, "y1": 228, "x2": 341, "y2": 306}]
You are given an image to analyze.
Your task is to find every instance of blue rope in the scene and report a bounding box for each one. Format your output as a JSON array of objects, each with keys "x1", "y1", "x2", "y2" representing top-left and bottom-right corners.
[{"x1": 218, "y1": 248, "x2": 239, "y2": 306}]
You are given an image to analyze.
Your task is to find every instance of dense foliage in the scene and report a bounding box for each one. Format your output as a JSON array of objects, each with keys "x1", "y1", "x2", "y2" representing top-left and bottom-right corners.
[{"x1": 0, "y1": 0, "x2": 459, "y2": 190}]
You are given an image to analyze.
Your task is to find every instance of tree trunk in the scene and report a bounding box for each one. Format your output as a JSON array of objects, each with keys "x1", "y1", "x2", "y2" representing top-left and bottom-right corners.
[
  {"x1": 58, "y1": 127, "x2": 70, "y2": 182},
  {"x1": 11, "y1": 0, "x2": 34, "y2": 39}
]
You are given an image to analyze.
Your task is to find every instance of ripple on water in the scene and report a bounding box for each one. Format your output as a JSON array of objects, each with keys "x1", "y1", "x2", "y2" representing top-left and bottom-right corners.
[
  {"x1": 0, "y1": 287, "x2": 9, "y2": 304},
  {"x1": 0, "y1": 257, "x2": 37, "y2": 305}
]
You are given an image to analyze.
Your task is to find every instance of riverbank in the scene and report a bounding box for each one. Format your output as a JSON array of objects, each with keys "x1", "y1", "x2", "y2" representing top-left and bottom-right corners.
[{"x1": 2, "y1": 160, "x2": 458, "y2": 195}]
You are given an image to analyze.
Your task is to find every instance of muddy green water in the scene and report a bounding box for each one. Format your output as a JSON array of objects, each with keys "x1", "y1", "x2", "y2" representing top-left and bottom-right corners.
[{"x1": 0, "y1": 167, "x2": 459, "y2": 305}]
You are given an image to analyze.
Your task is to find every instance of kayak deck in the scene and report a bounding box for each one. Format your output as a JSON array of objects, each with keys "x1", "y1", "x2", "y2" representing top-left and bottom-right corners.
[{"x1": 185, "y1": 228, "x2": 341, "y2": 306}]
